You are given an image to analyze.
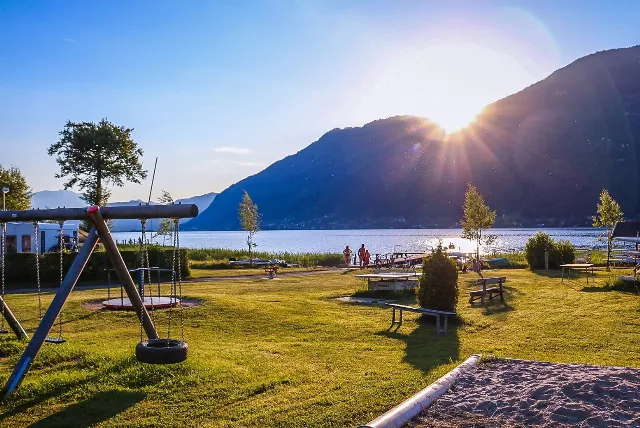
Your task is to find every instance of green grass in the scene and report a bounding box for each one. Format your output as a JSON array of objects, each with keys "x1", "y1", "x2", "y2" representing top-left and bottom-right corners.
[{"x1": 0, "y1": 268, "x2": 637, "y2": 427}]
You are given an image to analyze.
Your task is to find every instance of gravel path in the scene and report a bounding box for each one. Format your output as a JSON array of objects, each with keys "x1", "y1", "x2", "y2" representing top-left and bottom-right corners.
[{"x1": 410, "y1": 359, "x2": 640, "y2": 427}]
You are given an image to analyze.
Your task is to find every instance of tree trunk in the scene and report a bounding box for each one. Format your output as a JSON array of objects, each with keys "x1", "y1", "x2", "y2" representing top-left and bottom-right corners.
[
  {"x1": 95, "y1": 169, "x2": 102, "y2": 206},
  {"x1": 606, "y1": 232, "x2": 611, "y2": 272}
]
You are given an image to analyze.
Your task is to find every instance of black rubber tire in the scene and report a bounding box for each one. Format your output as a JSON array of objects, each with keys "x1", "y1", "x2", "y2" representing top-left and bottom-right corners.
[{"x1": 135, "y1": 339, "x2": 188, "y2": 364}]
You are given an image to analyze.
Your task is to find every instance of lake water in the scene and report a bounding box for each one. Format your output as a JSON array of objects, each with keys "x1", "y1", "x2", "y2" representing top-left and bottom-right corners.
[{"x1": 112, "y1": 228, "x2": 608, "y2": 255}]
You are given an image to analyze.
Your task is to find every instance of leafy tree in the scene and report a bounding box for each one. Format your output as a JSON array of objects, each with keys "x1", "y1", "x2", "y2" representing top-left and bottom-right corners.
[
  {"x1": 593, "y1": 189, "x2": 624, "y2": 271},
  {"x1": 238, "y1": 191, "x2": 261, "y2": 266},
  {"x1": 48, "y1": 119, "x2": 147, "y2": 207},
  {"x1": 461, "y1": 183, "x2": 496, "y2": 264},
  {"x1": 418, "y1": 244, "x2": 458, "y2": 312},
  {"x1": 155, "y1": 190, "x2": 175, "y2": 246},
  {"x1": 0, "y1": 165, "x2": 31, "y2": 210}
]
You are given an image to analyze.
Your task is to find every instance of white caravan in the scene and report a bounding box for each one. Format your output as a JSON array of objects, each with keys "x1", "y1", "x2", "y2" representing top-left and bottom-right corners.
[{"x1": 3, "y1": 222, "x2": 79, "y2": 254}]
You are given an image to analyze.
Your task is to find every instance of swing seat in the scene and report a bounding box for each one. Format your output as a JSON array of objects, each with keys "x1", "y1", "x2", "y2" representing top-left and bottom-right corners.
[
  {"x1": 45, "y1": 337, "x2": 66, "y2": 344},
  {"x1": 136, "y1": 339, "x2": 188, "y2": 364}
]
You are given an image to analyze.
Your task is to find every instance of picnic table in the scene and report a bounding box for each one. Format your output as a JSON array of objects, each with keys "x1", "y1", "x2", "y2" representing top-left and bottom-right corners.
[
  {"x1": 560, "y1": 264, "x2": 594, "y2": 284},
  {"x1": 355, "y1": 271, "x2": 419, "y2": 291},
  {"x1": 468, "y1": 277, "x2": 506, "y2": 305},
  {"x1": 264, "y1": 266, "x2": 279, "y2": 279},
  {"x1": 385, "y1": 303, "x2": 456, "y2": 335}
]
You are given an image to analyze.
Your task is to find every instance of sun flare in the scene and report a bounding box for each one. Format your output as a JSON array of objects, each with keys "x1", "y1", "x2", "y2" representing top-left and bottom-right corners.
[{"x1": 364, "y1": 41, "x2": 536, "y2": 134}]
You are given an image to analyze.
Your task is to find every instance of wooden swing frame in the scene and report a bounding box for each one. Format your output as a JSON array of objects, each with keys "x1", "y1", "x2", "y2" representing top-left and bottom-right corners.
[{"x1": 0, "y1": 203, "x2": 198, "y2": 397}]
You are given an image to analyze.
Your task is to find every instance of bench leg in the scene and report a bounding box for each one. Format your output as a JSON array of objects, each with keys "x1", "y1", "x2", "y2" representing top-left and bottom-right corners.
[
  {"x1": 399, "y1": 309, "x2": 403, "y2": 326},
  {"x1": 435, "y1": 315, "x2": 440, "y2": 335},
  {"x1": 500, "y1": 280, "x2": 505, "y2": 302},
  {"x1": 444, "y1": 316, "x2": 448, "y2": 334},
  {"x1": 392, "y1": 308, "x2": 396, "y2": 325}
]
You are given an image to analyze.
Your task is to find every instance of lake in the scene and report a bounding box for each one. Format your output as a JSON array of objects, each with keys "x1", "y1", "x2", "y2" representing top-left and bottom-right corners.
[{"x1": 112, "y1": 228, "x2": 609, "y2": 255}]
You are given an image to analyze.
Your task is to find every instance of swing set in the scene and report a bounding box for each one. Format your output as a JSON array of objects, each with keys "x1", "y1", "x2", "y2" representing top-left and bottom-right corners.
[{"x1": 0, "y1": 203, "x2": 198, "y2": 397}]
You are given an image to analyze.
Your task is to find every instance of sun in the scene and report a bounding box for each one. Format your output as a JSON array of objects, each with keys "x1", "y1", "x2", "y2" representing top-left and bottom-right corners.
[{"x1": 361, "y1": 41, "x2": 535, "y2": 134}]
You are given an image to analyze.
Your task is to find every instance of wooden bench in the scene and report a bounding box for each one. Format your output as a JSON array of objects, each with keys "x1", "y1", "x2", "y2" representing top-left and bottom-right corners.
[
  {"x1": 264, "y1": 266, "x2": 279, "y2": 279},
  {"x1": 385, "y1": 303, "x2": 456, "y2": 335},
  {"x1": 469, "y1": 276, "x2": 506, "y2": 305}
]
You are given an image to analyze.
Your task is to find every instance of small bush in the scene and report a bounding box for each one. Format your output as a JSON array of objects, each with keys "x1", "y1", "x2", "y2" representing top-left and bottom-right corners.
[
  {"x1": 417, "y1": 245, "x2": 458, "y2": 312},
  {"x1": 551, "y1": 240, "x2": 575, "y2": 266},
  {"x1": 525, "y1": 232, "x2": 575, "y2": 269},
  {"x1": 525, "y1": 232, "x2": 555, "y2": 269}
]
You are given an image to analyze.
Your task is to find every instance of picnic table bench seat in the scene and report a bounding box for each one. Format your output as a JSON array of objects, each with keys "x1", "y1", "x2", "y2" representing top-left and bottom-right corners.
[{"x1": 385, "y1": 303, "x2": 456, "y2": 335}]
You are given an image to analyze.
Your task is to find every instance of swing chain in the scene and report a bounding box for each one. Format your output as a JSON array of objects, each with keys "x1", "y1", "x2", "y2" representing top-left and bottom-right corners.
[
  {"x1": 57, "y1": 221, "x2": 64, "y2": 338},
  {"x1": 1, "y1": 222, "x2": 6, "y2": 331},
  {"x1": 175, "y1": 218, "x2": 184, "y2": 342},
  {"x1": 33, "y1": 222, "x2": 42, "y2": 320},
  {"x1": 139, "y1": 219, "x2": 156, "y2": 333}
]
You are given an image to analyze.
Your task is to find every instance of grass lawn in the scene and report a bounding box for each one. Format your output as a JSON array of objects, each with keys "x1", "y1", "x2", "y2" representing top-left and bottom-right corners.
[{"x1": 0, "y1": 268, "x2": 637, "y2": 427}]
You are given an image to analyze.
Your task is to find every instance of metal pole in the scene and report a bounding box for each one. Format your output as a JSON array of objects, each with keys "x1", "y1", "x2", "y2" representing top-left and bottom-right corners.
[
  {"x1": 1, "y1": 226, "x2": 100, "y2": 397},
  {"x1": 0, "y1": 204, "x2": 198, "y2": 222},
  {"x1": 86, "y1": 206, "x2": 158, "y2": 340},
  {"x1": 0, "y1": 296, "x2": 28, "y2": 340}
]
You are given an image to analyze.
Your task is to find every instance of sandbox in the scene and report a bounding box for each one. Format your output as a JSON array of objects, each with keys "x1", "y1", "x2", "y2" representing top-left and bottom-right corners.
[{"x1": 409, "y1": 358, "x2": 640, "y2": 427}]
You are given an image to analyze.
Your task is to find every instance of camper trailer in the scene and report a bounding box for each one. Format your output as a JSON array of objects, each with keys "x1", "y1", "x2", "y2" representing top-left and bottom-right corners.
[{"x1": 3, "y1": 222, "x2": 79, "y2": 255}]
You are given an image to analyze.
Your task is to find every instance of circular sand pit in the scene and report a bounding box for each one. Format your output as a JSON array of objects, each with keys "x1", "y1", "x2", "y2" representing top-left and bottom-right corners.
[
  {"x1": 102, "y1": 296, "x2": 180, "y2": 310},
  {"x1": 409, "y1": 359, "x2": 640, "y2": 427}
]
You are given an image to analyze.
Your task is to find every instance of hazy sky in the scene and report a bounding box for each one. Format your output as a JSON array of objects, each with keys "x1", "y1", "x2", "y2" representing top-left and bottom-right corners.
[{"x1": 1, "y1": 0, "x2": 639, "y2": 201}]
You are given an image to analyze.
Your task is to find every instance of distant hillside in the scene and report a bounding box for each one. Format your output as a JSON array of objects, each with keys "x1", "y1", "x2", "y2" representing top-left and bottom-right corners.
[
  {"x1": 186, "y1": 45, "x2": 640, "y2": 230},
  {"x1": 31, "y1": 190, "x2": 216, "y2": 231}
]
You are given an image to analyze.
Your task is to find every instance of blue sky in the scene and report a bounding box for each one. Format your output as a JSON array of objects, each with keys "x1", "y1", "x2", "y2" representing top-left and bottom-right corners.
[{"x1": 1, "y1": 0, "x2": 639, "y2": 201}]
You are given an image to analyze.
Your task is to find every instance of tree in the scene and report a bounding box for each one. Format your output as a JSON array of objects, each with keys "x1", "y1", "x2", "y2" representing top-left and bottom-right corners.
[
  {"x1": 48, "y1": 119, "x2": 147, "y2": 207},
  {"x1": 418, "y1": 244, "x2": 458, "y2": 312},
  {"x1": 155, "y1": 190, "x2": 175, "y2": 246},
  {"x1": 238, "y1": 191, "x2": 261, "y2": 266},
  {"x1": 461, "y1": 183, "x2": 497, "y2": 264},
  {"x1": 593, "y1": 189, "x2": 624, "y2": 271},
  {"x1": 0, "y1": 165, "x2": 31, "y2": 210}
]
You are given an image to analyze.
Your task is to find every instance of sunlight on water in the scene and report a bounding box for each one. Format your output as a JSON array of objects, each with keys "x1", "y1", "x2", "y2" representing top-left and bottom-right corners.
[{"x1": 113, "y1": 228, "x2": 605, "y2": 255}]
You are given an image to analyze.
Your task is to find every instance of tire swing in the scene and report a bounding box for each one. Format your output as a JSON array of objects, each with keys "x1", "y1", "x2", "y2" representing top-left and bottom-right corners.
[{"x1": 135, "y1": 218, "x2": 187, "y2": 364}]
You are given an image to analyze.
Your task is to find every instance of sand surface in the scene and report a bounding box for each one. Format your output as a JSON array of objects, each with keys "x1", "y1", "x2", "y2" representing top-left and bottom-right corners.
[{"x1": 410, "y1": 359, "x2": 640, "y2": 427}]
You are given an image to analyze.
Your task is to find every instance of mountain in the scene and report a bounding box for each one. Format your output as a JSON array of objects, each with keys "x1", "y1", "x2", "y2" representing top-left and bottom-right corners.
[
  {"x1": 31, "y1": 190, "x2": 84, "y2": 209},
  {"x1": 186, "y1": 45, "x2": 640, "y2": 230},
  {"x1": 31, "y1": 190, "x2": 216, "y2": 231}
]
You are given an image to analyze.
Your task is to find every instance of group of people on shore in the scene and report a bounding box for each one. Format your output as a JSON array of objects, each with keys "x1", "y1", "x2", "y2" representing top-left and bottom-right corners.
[{"x1": 343, "y1": 244, "x2": 370, "y2": 268}]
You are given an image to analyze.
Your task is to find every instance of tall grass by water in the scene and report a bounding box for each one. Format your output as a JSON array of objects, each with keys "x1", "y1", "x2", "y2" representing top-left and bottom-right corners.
[{"x1": 187, "y1": 248, "x2": 343, "y2": 268}]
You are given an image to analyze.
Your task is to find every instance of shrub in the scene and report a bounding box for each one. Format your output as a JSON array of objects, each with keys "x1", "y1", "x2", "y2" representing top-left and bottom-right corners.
[
  {"x1": 525, "y1": 232, "x2": 555, "y2": 269},
  {"x1": 551, "y1": 240, "x2": 575, "y2": 266},
  {"x1": 525, "y1": 232, "x2": 575, "y2": 269},
  {"x1": 417, "y1": 245, "x2": 458, "y2": 312}
]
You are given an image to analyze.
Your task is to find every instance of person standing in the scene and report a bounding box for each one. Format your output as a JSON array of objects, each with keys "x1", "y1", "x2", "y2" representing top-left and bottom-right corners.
[
  {"x1": 364, "y1": 249, "x2": 371, "y2": 268},
  {"x1": 358, "y1": 244, "x2": 366, "y2": 268},
  {"x1": 343, "y1": 245, "x2": 352, "y2": 267}
]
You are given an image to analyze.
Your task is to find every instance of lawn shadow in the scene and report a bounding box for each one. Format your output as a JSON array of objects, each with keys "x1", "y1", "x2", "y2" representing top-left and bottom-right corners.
[
  {"x1": 0, "y1": 357, "x2": 138, "y2": 423},
  {"x1": 27, "y1": 390, "x2": 144, "y2": 428},
  {"x1": 480, "y1": 301, "x2": 514, "y2": 317},
  {"x1": 530, "y1": 270, "x2": 563, "y2": 278},
  {"x1": 376, "y1": 317, "x2": 460, "y2": 373}
]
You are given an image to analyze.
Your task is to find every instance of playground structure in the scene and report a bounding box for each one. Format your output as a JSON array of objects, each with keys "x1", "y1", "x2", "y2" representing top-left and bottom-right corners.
[
  {"x1": 0, "y1": 203, "x2": 198, "y2": 397},
  {"x1": 103, "y1": 267, "x2": 179, "y2": 310}
]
